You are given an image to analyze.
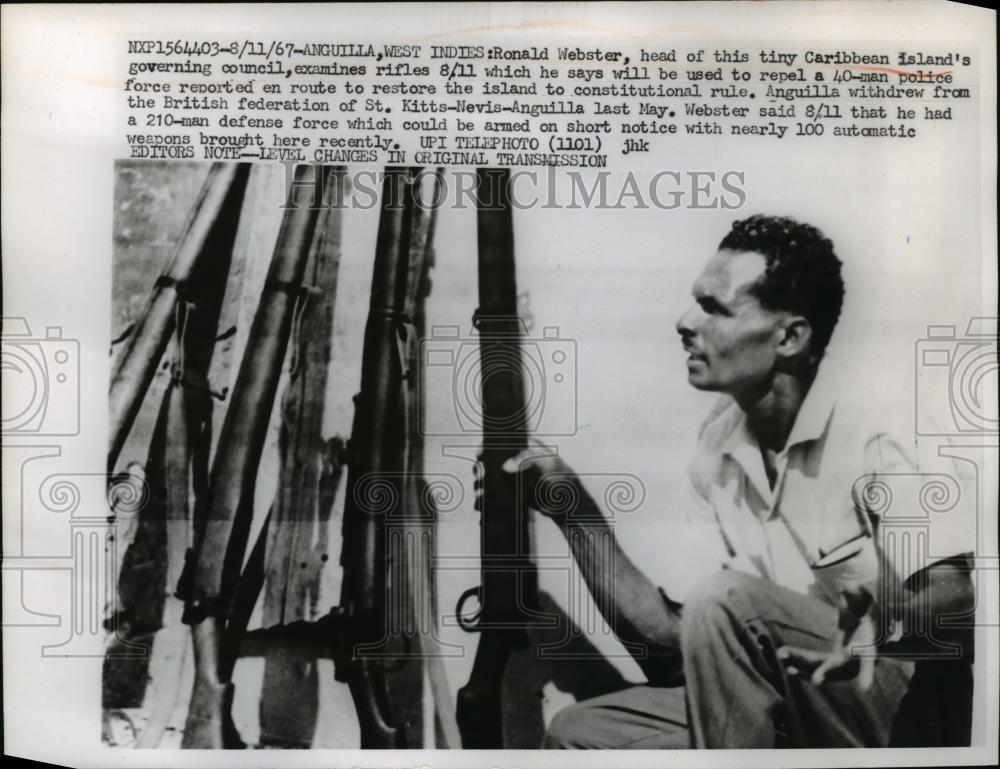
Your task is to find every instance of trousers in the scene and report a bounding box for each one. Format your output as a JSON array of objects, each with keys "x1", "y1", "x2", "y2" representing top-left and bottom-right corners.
[{"x1": 543, "y1": 570, "x2": 913, "y2": 749}]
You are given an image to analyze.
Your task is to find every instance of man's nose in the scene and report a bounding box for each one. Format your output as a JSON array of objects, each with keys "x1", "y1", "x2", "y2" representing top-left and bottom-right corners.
[{"x1": 676, "y1": 305, "x2": 699, "y2": 337}]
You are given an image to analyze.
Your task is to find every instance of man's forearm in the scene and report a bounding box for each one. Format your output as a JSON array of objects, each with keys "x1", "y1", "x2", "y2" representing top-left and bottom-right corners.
[{"x1": 553, "y1": 491, "x2": 683, "y2": 683}]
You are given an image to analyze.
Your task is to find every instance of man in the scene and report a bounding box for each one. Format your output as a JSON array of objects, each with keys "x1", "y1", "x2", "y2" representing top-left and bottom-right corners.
[{"x1": 505, "y1": 215, "x2": 976, "y2": 748}]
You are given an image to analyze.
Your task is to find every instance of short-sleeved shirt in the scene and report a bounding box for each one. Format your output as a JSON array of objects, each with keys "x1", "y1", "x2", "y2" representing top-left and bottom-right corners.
[{"x1": 660, "y1": 356, "x2": 978, "y2": 608}]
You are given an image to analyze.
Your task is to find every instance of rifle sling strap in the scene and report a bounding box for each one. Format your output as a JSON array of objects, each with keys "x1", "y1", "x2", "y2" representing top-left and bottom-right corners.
[
  {"x1": 395, "y1": 321, "x2": 416, "y2": 384},
  {"x1": 169, "y1": 301, "x2": 228, "y2": 401}
]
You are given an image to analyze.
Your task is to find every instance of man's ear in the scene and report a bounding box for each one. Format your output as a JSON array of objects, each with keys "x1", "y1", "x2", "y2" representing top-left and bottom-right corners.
[{"x1": 776, "y1": 316, "x2": 813, "y2": 359}]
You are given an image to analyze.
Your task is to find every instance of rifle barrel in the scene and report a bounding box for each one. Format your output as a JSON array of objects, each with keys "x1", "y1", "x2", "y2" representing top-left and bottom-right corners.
[{"x1": 191, "y1": 164, "x2": 324, "y2": 606}]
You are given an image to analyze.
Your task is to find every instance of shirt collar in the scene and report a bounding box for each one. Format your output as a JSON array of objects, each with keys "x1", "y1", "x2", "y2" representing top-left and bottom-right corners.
[
  {"x1": 785, "y1": 356, "x2": 839, "y2": 449},
  {"x1": 722, "y1": 356, "x2": 840, "y2": 461}
]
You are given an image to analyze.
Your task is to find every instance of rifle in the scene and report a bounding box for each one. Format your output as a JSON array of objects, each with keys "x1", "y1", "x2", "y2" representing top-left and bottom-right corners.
[
  {"x1": 388, "y1": 168, "x2": 463, "y2": 748},
  {"x1": 190, "y1": 168, "x2": 434, "y2": 748},
  {"x1": 455, "y1": 168, "x2": 539, "y2": 748},
  {"x1": 331, "y1": 166, "x2": 414, "y2": 749},
  {"x1": 135, "y1": 303, "x2": 207, "y2": 747},
  {"x1": 258, "y1": 167, "x2": 347, "y2": 747},
  {"x1": 179, "y1": 163, "x2": 325, "y2": 749},
  {"x1": 109, "y1": 163, "x2": 250, "y2": 471}
]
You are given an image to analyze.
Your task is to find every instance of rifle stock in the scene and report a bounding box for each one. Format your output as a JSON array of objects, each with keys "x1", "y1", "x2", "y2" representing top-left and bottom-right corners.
[
  {"x1": 183, "y1": 618, "x2": 241, "y2": 749},
  {"x1": 455, "y1": 629, "x2": 512, "y2": 748},
  {"x1": 347, "y1": 664, "x2": 406, "y2": 748},
  {"x1": 456, "y1": 168, "x2": 538, "y2": 749}
]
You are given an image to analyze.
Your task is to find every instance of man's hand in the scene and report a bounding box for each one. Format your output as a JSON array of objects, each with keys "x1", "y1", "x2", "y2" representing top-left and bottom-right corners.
[
  {"x1": 475, "y1": 439, "x2": 585, "y2": 520},
  {"x1": 777, "y1": 585, "x2": 876, "y2": 689}
]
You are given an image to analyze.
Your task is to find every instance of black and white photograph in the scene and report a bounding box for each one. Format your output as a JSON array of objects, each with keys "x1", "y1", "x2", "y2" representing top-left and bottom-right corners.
[
  {"x1": 2, "y1": 3, "x2": 997, "y2": 767},
  {"x1": 99, "y1": 157, "x2": 989, "y2": 751}
]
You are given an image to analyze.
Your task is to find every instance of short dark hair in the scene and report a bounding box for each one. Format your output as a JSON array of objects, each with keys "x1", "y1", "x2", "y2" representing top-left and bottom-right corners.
[{"x1": 719, "y1": 215, "x2": 844, "y2": 356}]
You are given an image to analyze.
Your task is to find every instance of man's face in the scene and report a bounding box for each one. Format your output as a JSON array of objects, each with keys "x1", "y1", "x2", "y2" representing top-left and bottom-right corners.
[{"x1": 676, "y1": 249, "x2": 784, "y2": 395}]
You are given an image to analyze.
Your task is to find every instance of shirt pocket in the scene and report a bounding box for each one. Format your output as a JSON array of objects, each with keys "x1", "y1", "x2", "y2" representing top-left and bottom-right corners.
[{"x1": 810, "y1": 534, "x2": 880, "y2": 601}]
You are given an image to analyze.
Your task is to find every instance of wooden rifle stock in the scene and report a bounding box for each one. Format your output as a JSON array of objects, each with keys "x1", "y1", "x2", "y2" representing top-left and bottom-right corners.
[
  {"x1": 109, "y1": 163, "x2": 250, "y2": 471},
  {"x1": 456, "y1": 168, "x2": 538, "y2": 748},
  {"x1": 180, "y1": 164, "x2": 324, "y2": 748}
]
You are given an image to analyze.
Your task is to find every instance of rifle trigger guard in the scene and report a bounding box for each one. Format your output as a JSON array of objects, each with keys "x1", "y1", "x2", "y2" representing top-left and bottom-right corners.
[{"x1": 456, "y1": 585, "x2": 483, "y2": 632}]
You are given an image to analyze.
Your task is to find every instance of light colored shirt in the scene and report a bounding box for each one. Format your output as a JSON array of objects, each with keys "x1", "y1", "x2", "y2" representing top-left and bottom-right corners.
[{"x1": 662, "y1": 356, "x2": 977, "y2": 607}]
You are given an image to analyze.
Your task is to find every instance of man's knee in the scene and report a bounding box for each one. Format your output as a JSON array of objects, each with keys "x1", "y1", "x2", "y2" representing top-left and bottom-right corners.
[
  {"x1": 543, "y1": 696, "x2": 641, "y2": 749},
  {"x1": 681, "y1": 569, "x2": 756, "y2": 634},
  {"x1": 543, "y1": 700, "x2": 599, "y2": 749},
  {"x1": 543, "y1": 686, "x2": 691, "y2": 749},
  {"x1": 681, "y1": 569, "x2": 766, "y2": 664}
]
